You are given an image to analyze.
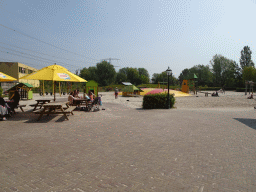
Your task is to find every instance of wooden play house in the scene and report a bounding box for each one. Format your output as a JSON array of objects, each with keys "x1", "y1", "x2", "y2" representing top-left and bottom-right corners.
[
  {"x1": 85, "y1": 80, "x2": 98, "y2": 96},
  {"x1": 8, "y1": 82, "x2": 33, "y2": 100}
]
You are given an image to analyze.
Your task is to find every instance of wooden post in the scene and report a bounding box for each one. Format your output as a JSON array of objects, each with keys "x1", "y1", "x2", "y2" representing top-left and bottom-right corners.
[
  {"x1": 53, "y1": 81, "x2": 56, "y2": 101},
  {"x1": 59, "y1": 81, "x2": 61, "y2": 97},
  {"x1": 245, "y1": 82, "x2": 247, "y2": 95},
  {"x1": 43, "y1": 80, "x2": 45, "y2": 96}
]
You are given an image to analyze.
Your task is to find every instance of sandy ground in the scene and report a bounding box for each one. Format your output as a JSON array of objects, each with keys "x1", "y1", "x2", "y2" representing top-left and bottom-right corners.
[
  {"x1": 16, "y1": 91, "x2": 256, "y2": 111},
  {"x1": 101, "y1": 91, "x2": 256, "y2": 109}
]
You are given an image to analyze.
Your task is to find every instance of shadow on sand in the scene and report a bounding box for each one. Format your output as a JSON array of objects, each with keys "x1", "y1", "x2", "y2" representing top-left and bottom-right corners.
[
  {"x1": 7, "y1": 111, "x2": 71, "y2": 123},
  {"x1": 234, "y1": 118, "x2": 256, "y2": 130}
]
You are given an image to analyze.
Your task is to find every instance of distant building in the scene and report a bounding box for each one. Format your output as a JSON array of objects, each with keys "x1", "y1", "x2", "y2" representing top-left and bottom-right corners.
[{"x1": 0, "y1": 62, "x2": 39, "y2": 91}]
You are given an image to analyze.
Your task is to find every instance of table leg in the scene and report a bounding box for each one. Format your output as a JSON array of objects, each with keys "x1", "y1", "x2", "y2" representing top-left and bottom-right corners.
[
  {"x1": 33, "y1": 103, "x2": 38, "y2": 111},
  {"x1": 60, "y1": 107, "x2": 69, "y2": 120},
  {"x1": 37, "y1": 108, "x2": 46, "y2": 121},
  {"x1": 20, "y1": 107, "x2": 24, "y2": 112},
  {"x1": 47, "y1": 108, "x2": 53, "y2": 116}
]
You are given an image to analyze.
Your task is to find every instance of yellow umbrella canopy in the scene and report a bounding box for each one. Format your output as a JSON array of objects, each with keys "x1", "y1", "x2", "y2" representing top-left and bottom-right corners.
[
  {"x1": 20, "y1": 64, "x2": 87, "y2": 82},
  {"x1": 0, "y1": 72, "x2": 17, "y2": 82},
  {"x1": 20, "y1": 64, "x2": 87, "y2": 101}
]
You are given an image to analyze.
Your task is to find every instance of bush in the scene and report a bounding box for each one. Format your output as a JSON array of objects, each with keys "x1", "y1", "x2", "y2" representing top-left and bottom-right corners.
[
  {"x1": 236, "y1": 88, "x2": 245, "y2": 92},
  {"x1": 198, "y1": 87, "x2": 221, "y2": 91},
  {"x1": 143, "y1": 93, "x2": 175, "y2": 109},
  {"x1": 0, "y1": 86, "x2": 3, "y2": 97}
]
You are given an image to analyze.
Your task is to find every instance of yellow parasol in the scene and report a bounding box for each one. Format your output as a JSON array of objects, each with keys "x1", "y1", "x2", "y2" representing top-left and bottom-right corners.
[
  {"x1": 20, "y1": 64, "x2": 87, "y2": 101},
  {"x1": 0, "y1": 72, "x2": 17, "y2": 82}
]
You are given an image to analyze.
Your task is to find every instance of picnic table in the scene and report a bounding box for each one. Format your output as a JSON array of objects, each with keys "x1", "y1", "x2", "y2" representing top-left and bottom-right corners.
[
  {"x1": 34, "y1": 102, "x2": 76, "y2": 121},
  {"x1": 5, "y1": 100, "x2": 26, "y2": 113},
  {"x1": 73, "y1": 98, "x2": 91, "y2": 107},
  {"x1": 30, "y1": 99, "x2": 51, "y2": 111}
]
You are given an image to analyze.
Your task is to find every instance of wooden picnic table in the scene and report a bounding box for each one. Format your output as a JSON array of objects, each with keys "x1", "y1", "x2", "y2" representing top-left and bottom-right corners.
[
  {"x1": 34, "y1": 102, "x2": 76, "y2": 121},
  {"x1": 73, "y1": 98, "x2": 91, "y2": 107},
  {"x1": 31, "y1": 99, "x2": 51, "y2": 111}
]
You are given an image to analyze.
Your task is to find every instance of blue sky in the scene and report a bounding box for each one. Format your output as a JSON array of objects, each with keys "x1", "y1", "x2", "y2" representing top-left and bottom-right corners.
[{"x1": 0, "y1": 0, "x2": 256, "y2": 79}]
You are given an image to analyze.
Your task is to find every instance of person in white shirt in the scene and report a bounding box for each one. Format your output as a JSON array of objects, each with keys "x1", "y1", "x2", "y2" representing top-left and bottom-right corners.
[{"x1": 68, "y1": 91, "x2": 75, "y2": 105}]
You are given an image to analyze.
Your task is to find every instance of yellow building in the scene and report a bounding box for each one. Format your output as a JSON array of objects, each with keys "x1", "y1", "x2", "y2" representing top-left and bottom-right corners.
[{"x1": 0, "y1": 62, "x2": 39, "y2": 91}]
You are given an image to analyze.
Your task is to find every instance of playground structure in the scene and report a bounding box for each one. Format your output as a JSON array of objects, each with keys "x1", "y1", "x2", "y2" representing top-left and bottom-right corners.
[
  {"x1": 245, "y1": 81, "x2": 254, "y2": 95},
  {"x1": 181, "y1": 74, "x2": 198, "y2": 94}
]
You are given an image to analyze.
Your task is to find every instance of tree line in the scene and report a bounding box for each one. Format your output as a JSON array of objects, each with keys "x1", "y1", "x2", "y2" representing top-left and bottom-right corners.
[
  {"x1": 178, "y1": 46, "x2": 254, "y2": 88},
  {"x1": 79, "y1": 61, "x2": 151, "y2": 86},
  {"x1": 77, "y1": 46, "x2": 255, "y2": 88}
]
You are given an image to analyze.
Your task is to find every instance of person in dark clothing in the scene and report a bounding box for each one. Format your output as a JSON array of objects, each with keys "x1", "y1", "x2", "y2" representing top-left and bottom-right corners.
[
  {"x1": 10, "y1": 90, "x2": 20, "y2": 111},
  {"x1": 0, "y1": 96, "x2": 9, "y2": 120}
]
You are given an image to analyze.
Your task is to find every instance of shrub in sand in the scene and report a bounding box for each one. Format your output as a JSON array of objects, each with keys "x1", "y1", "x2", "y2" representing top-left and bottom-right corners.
[{"x1": 143, "y1": 93, "x2": 175, "y2": 109}]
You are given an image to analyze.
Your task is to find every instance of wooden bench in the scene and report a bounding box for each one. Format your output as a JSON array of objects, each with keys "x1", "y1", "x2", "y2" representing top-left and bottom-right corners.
[
  {"x1": 33, "y1": 108, "x2": 48, "y2": 114},
  {"x1": 64, "y1": 106, "x2": 76, "y2": 115},
  {"x1": 16, "y1": 104, "x2": 26, "y2": 112}
]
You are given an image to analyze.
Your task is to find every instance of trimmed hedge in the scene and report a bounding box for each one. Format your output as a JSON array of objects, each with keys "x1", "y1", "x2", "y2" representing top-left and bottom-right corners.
[
  {"x1": 236, "y1": 88, "x2": 246, "y2": 92},
  {"x1": 0, "y1": 86, "x2": 3, "y2": 97},
  {"x1": 143, "y1": 93, "x2": 175, "y2": 109}
]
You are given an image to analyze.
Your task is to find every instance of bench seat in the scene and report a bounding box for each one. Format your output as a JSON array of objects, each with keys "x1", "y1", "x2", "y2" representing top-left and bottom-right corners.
[
  {"x1": 64, "y1": 106, "x2": 76, "y2": 115},
  {"x1": 13, "y1": 104, "x2": 26, "y2": 113},
  {"x1": 33, "y1": 108, "x2": 47, "y2": 114}
]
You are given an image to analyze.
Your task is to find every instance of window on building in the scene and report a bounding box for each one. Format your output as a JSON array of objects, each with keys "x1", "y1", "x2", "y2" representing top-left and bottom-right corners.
[
  {"x1": 28, "y1": 70, "x2": 33, "y2": 74},
  {"x1": 19, "y1": 67, "x2": 26, "y2": 74}
]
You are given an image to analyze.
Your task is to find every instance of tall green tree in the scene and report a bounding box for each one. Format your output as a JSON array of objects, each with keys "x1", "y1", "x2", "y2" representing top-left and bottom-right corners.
[
  {"x1": 79, "y1": 66, "x2": 98, "y2": 82},
  {"x1": 95, "y1": 61, "x2": 116, "y2": 86},
  {"x1": 240, "y1": 46, "x2": 254, "y2": 69},
  {"x1": 210, "y1": 54, "x2": 239, "y2": 87},
  {"x1": 138, "y1": 68, "x2": 150, "y2": 84},
  {"x1": 178, "y1": 68, "x2": 190, "y2": 84},
  {"x1": 186, "y1": 65, "x2": 213, "y2": 87},
  {"x1": 115, "y1": 72, "x2": 127, "y2": 84},
  {"x1": 152, "y1": 71, "x2": 176, "y2": 86},
  {"x1": 126, "y1": 68, "x2": 140, "y2": 85},
  {"x1": 243, "y1": 66, "x2": 256, "y2": 83}
]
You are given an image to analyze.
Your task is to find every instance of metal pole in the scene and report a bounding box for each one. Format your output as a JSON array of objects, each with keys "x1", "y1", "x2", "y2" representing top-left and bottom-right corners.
[
  {"x1": 43, "y1": 80, "x2": 44, "y2": 96},
  {"x1": 167, "y1": 74, "x2": 170, "y2": 109},
  {"x1": 59, "y1": 82, "x2": 61, "y2": 97}
]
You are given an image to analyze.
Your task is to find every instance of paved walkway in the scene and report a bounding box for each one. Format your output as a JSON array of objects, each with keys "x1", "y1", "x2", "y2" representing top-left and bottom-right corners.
[{"x1": 1, "y1": 98, "x2": 256, "y2": 191}]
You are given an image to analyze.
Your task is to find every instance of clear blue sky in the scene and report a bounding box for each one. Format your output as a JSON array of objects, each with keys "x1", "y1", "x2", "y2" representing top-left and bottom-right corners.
[{"x1": 0, "y1": 0, "x2": 256, "y2": 79}]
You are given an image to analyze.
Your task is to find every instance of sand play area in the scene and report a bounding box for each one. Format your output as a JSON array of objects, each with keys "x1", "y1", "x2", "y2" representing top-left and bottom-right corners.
[
  {"x1": 16, "y1": 90, "x2": 256, "y2": 112},
  {"x1": 103, "y1": 90, "x2": 256, "y2": 109}
]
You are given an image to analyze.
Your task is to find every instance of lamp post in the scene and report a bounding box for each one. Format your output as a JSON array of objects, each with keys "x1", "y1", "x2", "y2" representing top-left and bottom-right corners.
[{"x1": 166, "y1": 66, "x2": 172, "y2": 109}]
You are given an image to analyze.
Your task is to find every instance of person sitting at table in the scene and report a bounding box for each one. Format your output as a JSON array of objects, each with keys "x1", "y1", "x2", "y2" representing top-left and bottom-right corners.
[
  {"x1": 9, "y1": 90, "x2": 20, "y2": 112},
  {"x1": 68, "y1": 91, "x2": 75, "y2": 105},
  {"x1": 75, "y1": 89, "x2": 81, "y2": 98},
  {"x1": 0, "y1": 96, "x2": 9, "y2": 120},
  {"x1": 88, "y1": 91, "x2": 94, "y2": 102},
  {"x1": 84, "y1": 93, "x2": 90, "y2": 100}
]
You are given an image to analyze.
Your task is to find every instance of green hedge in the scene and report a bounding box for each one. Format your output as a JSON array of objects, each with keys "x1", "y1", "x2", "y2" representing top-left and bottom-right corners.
[
  {"x1": 138, "y1": 84, "x2": 180, "y2": 89},
  {"x1": 143, "y1": 93, "x2": 175, "y2": 109},
  {"x1": 236, "y1": 88, "x2": 245, "y2": 92},
  {"x1": 0, "y1": 86, "x2": 3, "y2": 97}
]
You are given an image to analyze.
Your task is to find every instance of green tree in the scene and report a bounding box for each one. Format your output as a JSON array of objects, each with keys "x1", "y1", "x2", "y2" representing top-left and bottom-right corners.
[
  {"x1": 79, "y1": 66, "x2": 98, "y2": 82},
  {"x1": 95, "y1": 61, "x2": 116, "y2": 86},
  {"x1": 115, "y1": 72, "x2": 127, "y2": 84},
  {"x1": 126, "y1": 68, "x2": 140, "y2": 85},
  {"x1": 240, "y1": 46, "x2": 254, "y2": 69},
  {"x1": 178, "y1": 68, "x2": 190, "y2": 85},
  {"x1": 138, "y1": 68, "x2": 150, "y2": 84},
  {"x1": 210, "y1": 54, "x2": 239, "y2": 87},
  {"x1": 243, "y1": 66, "x2": 256, "y2": 83},
  {"x1": 188, "y1": 65, "x2": 213, "y2": 87},
  {"x1": 140, "y1": 74, "x2": 149, "y2": 84}
]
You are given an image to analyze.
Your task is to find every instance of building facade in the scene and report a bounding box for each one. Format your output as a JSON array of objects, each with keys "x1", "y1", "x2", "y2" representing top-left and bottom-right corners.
[{"x1": 0, "y1": 62, "x2": 39, "y2": 91}]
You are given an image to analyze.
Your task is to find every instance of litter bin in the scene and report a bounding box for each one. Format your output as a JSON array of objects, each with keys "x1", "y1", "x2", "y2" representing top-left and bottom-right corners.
[{"x1": 28, "y1": 90, "x2": 33, "y2": 100}]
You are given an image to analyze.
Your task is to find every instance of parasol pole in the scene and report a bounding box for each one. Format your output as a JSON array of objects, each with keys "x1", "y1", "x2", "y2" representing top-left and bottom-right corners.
[
  {"x1": 59, "y1": 81, "x2": 61, "y2": 97},
  {"x1": 43, "y1": 80, "x2": 44, "y2": 96},
  {"x1": 53, "y1": 80, "x2": 55, "y2": 102}
]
